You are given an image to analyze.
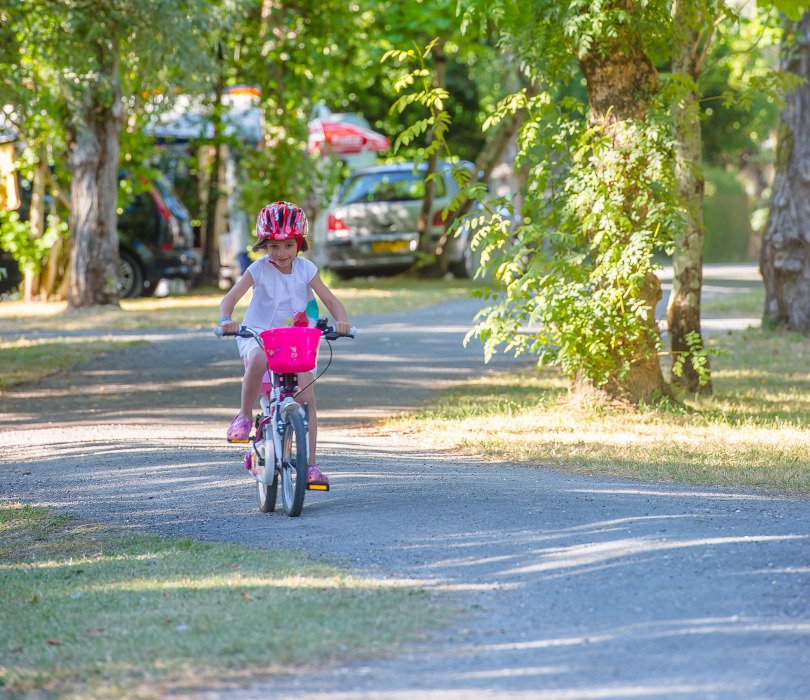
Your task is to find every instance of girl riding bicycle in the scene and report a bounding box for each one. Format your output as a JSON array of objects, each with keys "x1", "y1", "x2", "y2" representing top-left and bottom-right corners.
[{"x1": 218, "y1": 201, "x2": 351, "y2": 488}]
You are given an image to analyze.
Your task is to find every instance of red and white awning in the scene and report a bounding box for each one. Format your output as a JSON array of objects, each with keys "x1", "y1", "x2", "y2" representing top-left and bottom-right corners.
[{"x1": 307, "y1": 119, "x2": 390, "y2": 156}]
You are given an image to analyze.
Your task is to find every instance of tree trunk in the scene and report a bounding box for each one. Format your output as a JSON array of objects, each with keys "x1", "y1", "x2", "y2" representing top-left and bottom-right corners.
[
  {"x1": 202, "y1": 142, "x2": 223, "y2": 284},
  {"x1": 761, "y1": 12, "x2": 810, "y2": 335},
  {"x1": 41, "y1": 236, "x2": 68, "y2": 300},
  {"x1": 416, "y1": 152, "x2": 439, "y2": 268},
  {"x1": 201, "y1": 44, "x2": 225, "y2": 284},
  {"x1": 668, "y1": 1, "x2": 713, "y2": 393},
  {"x1": 259, "y1": 0, "x2": 287, "y2": 150},
  {"x1": 577, "y1": 6, "x2": 669, "y2": 404},
  {"x1": 416, "y1": 41, "x2": 447, "y2": 277},
  {"x1": 579, "y1": 38, "x2": 656, "y2": 123},
  {"x1": 66, "y1": 54, "x2": 122, "y2": 308},
  {"x1": 24, "y1": 156, "x2": 47, "y2": 301}
]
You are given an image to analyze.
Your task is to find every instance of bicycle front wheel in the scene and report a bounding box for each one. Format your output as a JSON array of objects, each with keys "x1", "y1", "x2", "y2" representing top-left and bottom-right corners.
[
  {"x1": 257, "y1": 424, "x2": 278, "y2": 513},
  {"x1": 280, "y1": 410, "x2": 308, "y2": 517}
]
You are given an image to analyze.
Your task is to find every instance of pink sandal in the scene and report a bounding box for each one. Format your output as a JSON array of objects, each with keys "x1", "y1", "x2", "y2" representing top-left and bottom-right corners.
[
  {"x1": 306, "y1": 465, "x2": 330, "y2": 491},
  {"x1": 227, "y1": 414, "x2": 252, "y2": 442}
]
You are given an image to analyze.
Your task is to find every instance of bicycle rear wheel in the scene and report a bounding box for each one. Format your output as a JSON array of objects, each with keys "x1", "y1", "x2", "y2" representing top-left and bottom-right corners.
[
  {"x1": 280, "y1": 411, "x2": 308, "y2": 517},
  {"x1": 257, "y1": 424, "x2": 278, "y2": 513}
]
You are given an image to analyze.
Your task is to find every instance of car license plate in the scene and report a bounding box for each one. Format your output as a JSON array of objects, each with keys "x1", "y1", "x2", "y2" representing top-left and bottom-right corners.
[{"x1": 371, "y1": 240, "x2": 410, "y2": 253}]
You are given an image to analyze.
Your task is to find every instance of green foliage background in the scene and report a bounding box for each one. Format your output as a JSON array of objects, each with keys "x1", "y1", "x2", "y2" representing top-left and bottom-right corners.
[{"x1": 703, "y1": 166, "x2": 753, "y2": 263}]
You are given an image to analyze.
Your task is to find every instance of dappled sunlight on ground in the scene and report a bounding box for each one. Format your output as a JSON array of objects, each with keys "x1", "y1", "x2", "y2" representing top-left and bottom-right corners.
[
  {"x1": 496, "y1": 534, "x2": 808, "y2": 577},
  {"x1": 2, "y1": 289, "x2": 808, "y2": 698},
  {"x1": 384, "y1": 406, "x2": 810, "y2": 451},
  {"x1": 3, "y1": 416, "x2": 808, "y2": 698},
  {"x1": 5, "y1": 375, "x2": 239, "y2": 401},
  {"x1": 247, "y1": 685, "x2": 745, "y2": 699},
  {"x1": 475, "y1": 616, "x2": 810, "y2": 652},
  {"x1": 378, "y1": 390, "x2": 810, "y2": 491}
]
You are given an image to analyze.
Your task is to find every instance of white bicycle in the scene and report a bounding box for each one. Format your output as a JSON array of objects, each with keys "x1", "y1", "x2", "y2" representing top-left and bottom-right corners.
[{"x1": 216, "y1": 320, "x2": 354, "y2": 516}]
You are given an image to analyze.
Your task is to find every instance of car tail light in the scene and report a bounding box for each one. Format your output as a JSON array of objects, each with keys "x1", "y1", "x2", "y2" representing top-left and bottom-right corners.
[
  {"x1": 328, "y1": 214, "x2": 349, "y2": 237},
  {"x1": 432, "y1": 209, "x2": 448, "y2": 227}
]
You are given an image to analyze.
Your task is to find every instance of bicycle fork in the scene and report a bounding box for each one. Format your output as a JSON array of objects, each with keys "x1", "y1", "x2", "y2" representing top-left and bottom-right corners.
[{"x1": 266, "y1": 397, "x2": 310, "y2": 469}]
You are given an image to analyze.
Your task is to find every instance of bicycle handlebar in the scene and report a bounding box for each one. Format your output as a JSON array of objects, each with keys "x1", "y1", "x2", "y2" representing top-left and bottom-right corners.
[
  {"x1": 322, "y1": 328, "x2": 356, "y2": 341},
  {"x1": 214, "y1": 322, "x2": 356, "y2": 341},
  {"x1": 213, "y1": 326, "x2": 254, "y2": 339}
]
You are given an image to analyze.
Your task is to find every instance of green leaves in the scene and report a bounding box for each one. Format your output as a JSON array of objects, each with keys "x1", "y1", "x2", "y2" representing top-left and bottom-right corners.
[
  {"x1": 394, "y1": 117, "x2": 431, "y2": 150},
  {"x1": 671, "y1": 330, "x2": 720, "y2": 387},
  {"x1": 383, "y1": 38, "x2": 452, "y2": 161},
  {"x1": 760, "y1": 0, "x2": 810, "y2": 21},
  {"x1": 482, "y1": 90, "x2": 531, "y2": 132},
  {"x1": 0, "y1": 210, "x2": 68, "y2": 276},
  {"x1": 467, "y1": 63, "x2": 683, "y2": 393},
  {"x1": 381, "y1": 48, "x2": 417, "y2": 64}
]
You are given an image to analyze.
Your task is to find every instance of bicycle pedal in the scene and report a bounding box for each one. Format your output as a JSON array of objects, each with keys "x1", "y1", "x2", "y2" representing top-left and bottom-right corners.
[
  {"x1": 307, "y1": 483, "x2": 329, "y2": 491},
  {"x1": 227, "y1": 437, "x2": 251, "y2": 444}
]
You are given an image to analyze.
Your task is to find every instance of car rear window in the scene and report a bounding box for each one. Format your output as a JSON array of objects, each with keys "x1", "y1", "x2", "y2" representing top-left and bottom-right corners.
[
  {"x1": 118, "y1": 192, "x2": 160, "y2": 244},
  {"x1": 339, "y1": 170, "x2": 446, "y2": 204}
]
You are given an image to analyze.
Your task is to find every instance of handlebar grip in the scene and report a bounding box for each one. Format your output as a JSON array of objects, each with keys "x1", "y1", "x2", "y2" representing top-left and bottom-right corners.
[
  {"x1": 214, "y1": 326, "x2": 254, "y2": 338},
  {"x1": 323, "y1": 326, "x2": 356, "y2": 341}
]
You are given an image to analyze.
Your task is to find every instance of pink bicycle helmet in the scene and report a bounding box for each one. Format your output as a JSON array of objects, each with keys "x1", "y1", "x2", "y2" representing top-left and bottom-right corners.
[{"x1": 255, "y1": 201, "x2": 308, "y2": 250}]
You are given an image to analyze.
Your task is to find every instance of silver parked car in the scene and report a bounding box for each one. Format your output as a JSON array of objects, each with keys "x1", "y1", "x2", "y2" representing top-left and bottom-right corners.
[{"x1": 324, "y1": 161, "x2": 478, "y2": 279}]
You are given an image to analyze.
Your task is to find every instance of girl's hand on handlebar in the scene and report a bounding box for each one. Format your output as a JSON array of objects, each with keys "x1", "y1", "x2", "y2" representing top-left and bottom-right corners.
[
  {"x1": 219, "y1": 318, "x2": 240, "y2": 334},
  {"x1": 334, "y1": 319, "x2": 352, "y2": 336}
]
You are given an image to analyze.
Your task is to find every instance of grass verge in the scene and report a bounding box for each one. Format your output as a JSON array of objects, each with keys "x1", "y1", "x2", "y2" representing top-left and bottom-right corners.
[
  {"x1": 0, "y1": 502, "x2": 442, "y2": 698},
  {"x1": 0, "y1": 278, "x2": 478, "y2": 332},
  {"x1": 0, "y1": 337, "x2": 142, "y2": 391},
  {"x1": 381, "y1": 327, "x2": 810, "y2": 493},
  {"x1": 702, "y1": 287, "x2": 764, "y2": 317}
]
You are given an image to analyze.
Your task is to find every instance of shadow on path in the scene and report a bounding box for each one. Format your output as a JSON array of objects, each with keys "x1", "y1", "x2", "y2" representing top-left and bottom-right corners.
[{"x1": 1, "y1": 294, "x2": 808, "y2": 699}]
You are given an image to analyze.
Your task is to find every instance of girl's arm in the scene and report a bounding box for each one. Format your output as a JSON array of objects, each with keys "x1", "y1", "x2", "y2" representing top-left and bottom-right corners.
[
  {"x1": 310, "y1": 274, "x2": 351, "y2": 334},
  {"x1": 218, "y1": 271, "x2": 254, "y2": 332}
]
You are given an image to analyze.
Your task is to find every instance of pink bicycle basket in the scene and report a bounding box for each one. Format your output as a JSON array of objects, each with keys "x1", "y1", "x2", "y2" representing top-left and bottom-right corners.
[{"x1": 259, "y1": 326, "x2": 321, "y2": 373}]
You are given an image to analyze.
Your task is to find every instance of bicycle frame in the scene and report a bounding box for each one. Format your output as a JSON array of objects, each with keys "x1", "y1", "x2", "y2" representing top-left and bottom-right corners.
[{"x1": 254, "y1": 367, "x2": 309, "y2": 482}]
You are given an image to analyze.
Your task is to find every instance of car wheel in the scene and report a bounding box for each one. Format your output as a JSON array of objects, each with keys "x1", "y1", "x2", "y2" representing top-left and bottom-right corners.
[{"x1": 118, "y1": 252, "x2": 144, "y2": 298}]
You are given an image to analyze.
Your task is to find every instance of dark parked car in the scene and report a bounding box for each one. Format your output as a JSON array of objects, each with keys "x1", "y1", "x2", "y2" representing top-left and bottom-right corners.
[
  {"x1": 116, "y1": 177, "x2": 201, "y2": 297},
  {"x1": 323, "y1": 161, "x2": 479, "y2": 279},
  {"x1": 1, "y1": 176, "x2": 201, "y2": 298},
  {"x1": 0, "y1": 248, "x2": 23, "y2": 296}
]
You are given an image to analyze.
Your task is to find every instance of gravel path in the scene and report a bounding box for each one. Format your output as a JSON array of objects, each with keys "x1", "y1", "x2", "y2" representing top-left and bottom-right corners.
[{"x1": 1, "y1": 294, "x2": 808, "y2": 699}]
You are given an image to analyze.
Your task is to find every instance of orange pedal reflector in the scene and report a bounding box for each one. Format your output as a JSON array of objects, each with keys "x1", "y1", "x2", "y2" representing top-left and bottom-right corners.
[
  {"x1": 227, "y1": 438, "x2": 251, "y2": 444},
  {"x1": 307, "y1": 484, "x2": 329, "y2": 491}
]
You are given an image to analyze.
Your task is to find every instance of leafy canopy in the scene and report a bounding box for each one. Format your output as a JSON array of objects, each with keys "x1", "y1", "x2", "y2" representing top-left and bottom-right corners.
[{"x1": 451, "y1": 1, "x2": 686, "y2": 391}]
